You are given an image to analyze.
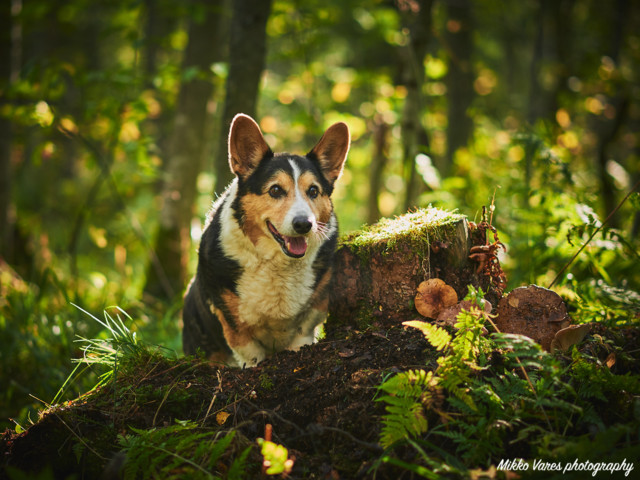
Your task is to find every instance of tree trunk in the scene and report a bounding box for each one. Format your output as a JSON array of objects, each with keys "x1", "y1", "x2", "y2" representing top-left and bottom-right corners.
[
  {"x1": 591, "y1": 0, "x2": 630, "y2": 228},
  {"x1": 444, "y1": 0, "x2": 474, "y2": 176},
  {"x1": 327, "y1": 207, "x2": 505, "y2": 335},
  {"x1": 527, "y1": 0, "x2": 574, "y2": 125},
  {"x1": 144, "y1": 1, "x2": 227, "y2": 300},
  {"x1": 0, "y1": 0, "x2": 12, "y2": 260},
  {"x1": 367, "y1": 117, "x2": 389, "y2": 224},
  {"x1": 213, "y1": 0, "x2": 273, "y2": 195},
  {"x1": 141, "y1": 0, "x2": 179, "y2": 85},
  {"x1": 397, "y1": 0, "x2": 433, "y2": 211}
]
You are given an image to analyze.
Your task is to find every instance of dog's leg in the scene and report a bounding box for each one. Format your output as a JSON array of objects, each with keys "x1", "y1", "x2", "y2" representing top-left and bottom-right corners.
[
  {"x1": 231, "y1": 342, "x2": 268, "y2": 368},
  {"x1": 288, "y1": 307, "x2": 327, "y2": 351}
]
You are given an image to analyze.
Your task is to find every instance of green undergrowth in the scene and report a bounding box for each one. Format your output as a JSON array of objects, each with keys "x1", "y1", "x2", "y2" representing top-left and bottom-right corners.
[
  {"x1": 374, "y1": 286, "x2": 640, "y2": 478},
  {"x1": 30, "y1": 308, "x2": 262, "y2": 479},
  {"x1": 5, "y1": 284, "x2": 640, "y2": 479},
  {"x1": 339, "y1": 207, "x2": 465, "y2": 261},
  {"x1": 119, "y1": 422, "x2": 252, "y2": 479}
]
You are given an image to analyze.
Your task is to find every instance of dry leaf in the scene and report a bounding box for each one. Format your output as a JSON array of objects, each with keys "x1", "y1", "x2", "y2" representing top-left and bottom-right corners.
[
  {"x1": 605, "y1": 352, "x2": 616, "y2": 369},
  {"x1": 216, "y1": 411, "x2": 230, "y2": 425},
  {"x1": 338, "y1": 348, "x2": 355, "y2": 358}
]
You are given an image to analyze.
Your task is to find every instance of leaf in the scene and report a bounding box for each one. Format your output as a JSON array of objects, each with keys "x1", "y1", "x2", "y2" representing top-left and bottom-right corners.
[
  {"x1": 404, "y1": 320, "x2": 452, "y2": 351},
  {"x1": 605, "y1": 352, "x2": 616, "y2": 369},
  {"x1": 216, "y1": 411, "x2": 230, "y2": 425},
  {"x1": 257, "y1": 438, "x2": 293, "y2": 475}
]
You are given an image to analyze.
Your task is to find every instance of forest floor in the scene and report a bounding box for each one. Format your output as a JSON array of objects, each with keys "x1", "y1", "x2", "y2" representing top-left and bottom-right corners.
[
  {"x1": 2, "y1": 310, "x2": 640, "y2": 479},
  {"x1": 1, "y1": 314, "x2": 440, "y2": 479}
]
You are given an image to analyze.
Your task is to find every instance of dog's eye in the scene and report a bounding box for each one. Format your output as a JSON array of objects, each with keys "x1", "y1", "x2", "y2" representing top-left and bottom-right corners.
[
  {"x1": 307, "y1": 185, "x2": 319, "y2": 199},
  {"x1": 269, "y1": 185, "x2": 285, "y2": 199}
]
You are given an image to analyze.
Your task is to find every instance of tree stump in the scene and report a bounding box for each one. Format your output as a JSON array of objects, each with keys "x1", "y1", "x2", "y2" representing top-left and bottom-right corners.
[{"x1": 327, "y1": 208, "x2": 505, "y2": 332}]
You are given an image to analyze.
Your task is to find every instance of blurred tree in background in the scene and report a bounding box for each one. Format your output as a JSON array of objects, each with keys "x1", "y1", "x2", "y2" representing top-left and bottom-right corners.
[{"x1": 1, "y1": 0, "x2": 639, "y2": 429}]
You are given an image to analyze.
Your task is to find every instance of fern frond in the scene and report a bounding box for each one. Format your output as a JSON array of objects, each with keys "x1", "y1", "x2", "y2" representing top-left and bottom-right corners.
[
  {"x1": 377, "y1": 369, "x2": 433, "y2": 448},
  {"x1": 404, "y1": 320, "x2": 452, "y2": 351}
]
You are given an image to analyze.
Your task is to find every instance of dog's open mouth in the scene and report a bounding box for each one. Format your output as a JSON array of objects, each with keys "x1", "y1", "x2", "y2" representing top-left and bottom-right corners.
[{"x1": 267, "y1": 221, "x2": 308, "y2": 258}]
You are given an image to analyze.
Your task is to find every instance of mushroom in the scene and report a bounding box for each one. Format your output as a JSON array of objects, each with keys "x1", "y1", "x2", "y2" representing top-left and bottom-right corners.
[
  {"x1": 436, "y1": 299, "x2": 493, "y2": 328},
  {"x1": 415, "y1": 278, "x2": 458, "y2": 319},
  {"x1": 550, "y1": 323, "x2": 591, "y2": 353},
  {"x1": 495, "y1": 285, "x2": 571, "y2": 351}
]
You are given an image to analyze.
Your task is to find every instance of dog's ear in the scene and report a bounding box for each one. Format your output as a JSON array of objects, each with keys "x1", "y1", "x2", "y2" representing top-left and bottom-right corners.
[
  {"x1": 308, "y1": 122, "x2": 350, "y2": 185},
  {"x1": 228, "y1": 114, "x2": 272, "y2": 179}
]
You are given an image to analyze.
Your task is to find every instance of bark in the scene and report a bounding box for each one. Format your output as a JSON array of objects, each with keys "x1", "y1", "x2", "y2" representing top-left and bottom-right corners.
[
  {"x1": 327, "y1": 208, "x2": 505, "y2": 335},
  {"x1": 444, "y1": 0, "x2": 474, "y2": 176},
  {"x1": 213, "y1": 0, "x2": 273, "y2": 195},
  {"x1": 144, "y1": 1, "x2": 227, "y2": 299},
  {"x1": 397, "y1": 0, "x2": 434, "y2": 211},
  {"x1": 591, "y1": 0, "x2": 630, "y2": 228},
  {"x1": 0, "y1": 0, "x2": 12, "y2": 259},
  {"x1": 367, "y1": 117, "x2": 389, "y2": 224},
  {"x1": 527, "y1": 0, "x2": 574, "y2": 125}
]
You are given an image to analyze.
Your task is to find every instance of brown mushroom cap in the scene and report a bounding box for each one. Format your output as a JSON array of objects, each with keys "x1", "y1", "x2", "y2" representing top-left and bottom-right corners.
[
  {"x1": 436, "y1": 299, "x2": 493, "y2": 327},
  {"x1": 550, "y1": 323, "x2": 591, "y2": 353},
  {"x1": 415, "y1": 278, "x2": 458, "y2": 319}
]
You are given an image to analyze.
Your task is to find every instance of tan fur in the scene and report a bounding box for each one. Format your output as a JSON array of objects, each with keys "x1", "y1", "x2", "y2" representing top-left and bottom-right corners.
[
  {"x1": 208, "y1": 351, "x2": 232, "y2": 365},
  {"x1": 238, "y1": 193, "x2": 269, "y2": 246},
  {"x1": 298, "y1": 171, "x2": 333, "y2": 225},
  {"x1": 309, "y1": 267, "x2": 333, "y2": 312},
  {"x1": 214, "y1": 298, "x2": 254, "y2": 350}
]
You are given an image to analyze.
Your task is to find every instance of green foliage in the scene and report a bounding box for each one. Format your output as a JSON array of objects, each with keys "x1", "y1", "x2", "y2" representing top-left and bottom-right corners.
[
  {"x1": 376, "y1": 287, "x2": 640, "y2": 475},
  {"x1": 377, "y1": 369, "x2": 433, "y2": 448},
  {"x1": 119, "y1": 421, "x2": 251, "y2": 480},
  {"x1": 257, "y1": 438, "x2": 294, "y2": 476},
  {"x1": 52, "y1": 305, "x2": 164, "y2": 405},
  {"x1": 402, "y1": 321, "x2": 451, "y2": 352}
]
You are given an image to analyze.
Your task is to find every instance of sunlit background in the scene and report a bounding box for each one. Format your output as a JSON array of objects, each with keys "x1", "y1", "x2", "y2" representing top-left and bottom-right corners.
[{"x1": 1, "y1": 0, "x2": 639, "y2": 429}]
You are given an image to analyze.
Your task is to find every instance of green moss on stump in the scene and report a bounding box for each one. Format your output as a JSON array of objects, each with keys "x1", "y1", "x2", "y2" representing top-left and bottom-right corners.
[{"x1": 341, "y1": 207, "x2": 465, "y2": 262}]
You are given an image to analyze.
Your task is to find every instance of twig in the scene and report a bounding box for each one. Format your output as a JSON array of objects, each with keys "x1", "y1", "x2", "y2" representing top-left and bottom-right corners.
[
  {"x1": 548, "y1": 179, "x2": 640, "y2": 289},
  {"x1": 54, "y1": 413, "x2": 108, "y2": 461},
  {"x1": 152, "y1": 382, "x2": 177, "y2": 427},
  {"x1": 244, "y1": 400, "x2": 304, "y2": 435},
  {"x1": 306, "y1": 424, "x2": 383, "y2": 453}
]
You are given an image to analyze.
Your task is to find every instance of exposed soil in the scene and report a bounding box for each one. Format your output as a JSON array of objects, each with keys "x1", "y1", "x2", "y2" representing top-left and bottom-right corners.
[{"x1": 0, "y1": 320, "x2": 440, "y2": 479}]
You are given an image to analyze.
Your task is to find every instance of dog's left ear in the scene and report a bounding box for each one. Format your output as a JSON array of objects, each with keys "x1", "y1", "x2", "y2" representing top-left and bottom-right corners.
[
  {"x1": 228, "y1": 114, "x2": 272, "y2": 180},
  {"x1": 308, "y1": 122, "x2": 350, "y2": 185}
]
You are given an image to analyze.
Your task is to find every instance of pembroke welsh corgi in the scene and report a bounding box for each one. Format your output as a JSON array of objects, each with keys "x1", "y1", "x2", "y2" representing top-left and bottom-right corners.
[{"x1": 182, "y1": 114, "x2": 350, "y2": 367}]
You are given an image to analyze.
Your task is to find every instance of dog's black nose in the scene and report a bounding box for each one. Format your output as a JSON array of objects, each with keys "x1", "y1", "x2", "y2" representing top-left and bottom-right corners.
[{"x1": 292, "y1": 216, "x2": 313, "y2": 234}]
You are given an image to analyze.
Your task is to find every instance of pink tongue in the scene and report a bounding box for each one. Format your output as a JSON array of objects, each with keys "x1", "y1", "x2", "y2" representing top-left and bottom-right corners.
[{"x1": 286, "y1": 236, "x2": 307, "y2": 255}]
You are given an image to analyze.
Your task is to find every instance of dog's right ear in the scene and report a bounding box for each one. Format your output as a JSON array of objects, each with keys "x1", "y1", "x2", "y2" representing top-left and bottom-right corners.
[{"x1": 228, "y1": 114, "x2": 272, "y2": 180}]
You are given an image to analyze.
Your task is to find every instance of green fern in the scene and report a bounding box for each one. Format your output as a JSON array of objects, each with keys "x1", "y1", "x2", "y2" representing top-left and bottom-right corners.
[
  {"x1": 118, "y1": 420, "x2": 250, "y2": 479},
  {"x1": 377, "y1": 369, "x2": 433, "y2": 448},
  {"x1": 403, "y1": 321, "x2": 452, "y2": 351}
]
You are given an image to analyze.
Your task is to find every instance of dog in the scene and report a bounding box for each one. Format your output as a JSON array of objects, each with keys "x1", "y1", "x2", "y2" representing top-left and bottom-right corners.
[{"x1": 182, "y1": 114, "x2": 350, "y2": 367}]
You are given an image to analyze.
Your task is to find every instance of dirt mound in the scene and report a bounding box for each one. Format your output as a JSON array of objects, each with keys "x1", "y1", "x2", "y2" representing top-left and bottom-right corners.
[{"x1": 1, "y1": 322, "x2": 436, "y2": 478}]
